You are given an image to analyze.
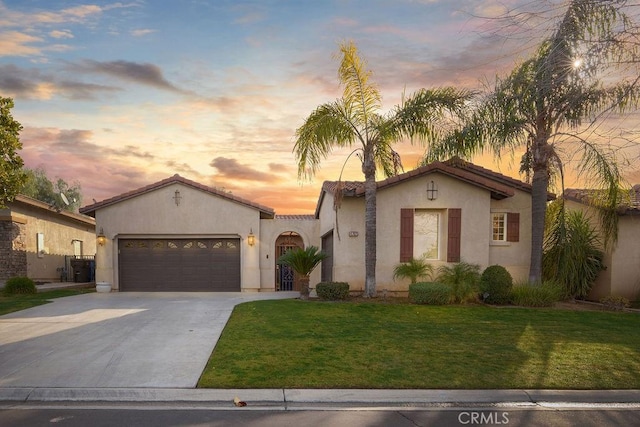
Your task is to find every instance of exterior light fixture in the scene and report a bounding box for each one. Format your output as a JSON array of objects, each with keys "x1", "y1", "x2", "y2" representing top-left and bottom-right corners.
[
  {"x1": 427, "y1": 180, "x2": 438, "y2": 201},
  {"x1": 247, "y1": 229, "x2": 256, "y2": 246},
  {"x1": 173, "y1": 189, "x2": 182, "y2": 206},
  {"x1": 97, "y1": 227, "x2": 107, "y2": 246}
]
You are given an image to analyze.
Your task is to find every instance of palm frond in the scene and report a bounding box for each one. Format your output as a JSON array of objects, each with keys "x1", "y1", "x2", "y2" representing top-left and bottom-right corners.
[
  {"x1": 573, "y1": 137, "x2": 625, "y2": 247},
  {"x1": 277, "y1": 246, "x2": 327, "y2": 277},
  {"x1": 337, "y1": 40, "x2": 382, "y2": 131},
  {"x1": 293, "y1": 100, "x2": 359, "y2": 179}
]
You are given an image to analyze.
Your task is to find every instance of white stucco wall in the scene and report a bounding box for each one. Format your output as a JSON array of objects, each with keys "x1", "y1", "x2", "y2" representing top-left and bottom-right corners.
[
  {"x1": 95, "y1": 183, "x2": 262, "y2": 291},
  {"x1": 376, "y1": 173, "x2": 492, "y2": 291},
  {"x1": 488, "y1": 189, "x2": 533, "y2": 282},
  {"x1": 317, "y1": 172, "x2": 535, "y2": 293}
]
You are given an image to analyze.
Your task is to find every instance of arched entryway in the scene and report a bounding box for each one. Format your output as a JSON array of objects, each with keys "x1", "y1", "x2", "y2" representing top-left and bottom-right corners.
[{"x1": 275, "y1": 231, "x2": 304, "y2": 291}]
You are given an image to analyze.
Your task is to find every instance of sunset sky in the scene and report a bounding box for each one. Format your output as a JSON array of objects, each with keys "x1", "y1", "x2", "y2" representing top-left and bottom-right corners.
[{"x1": 2, "y1": 0, "x2": 639, "y2": 214}]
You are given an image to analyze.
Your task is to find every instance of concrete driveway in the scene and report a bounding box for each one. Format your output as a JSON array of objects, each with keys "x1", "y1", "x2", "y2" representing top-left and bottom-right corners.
[{"x1": 0, "y1": 292, "x2": 298, "y2": 388}]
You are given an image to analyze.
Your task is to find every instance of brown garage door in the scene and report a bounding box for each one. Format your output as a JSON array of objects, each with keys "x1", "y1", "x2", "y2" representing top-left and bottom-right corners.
[{"x1": 118, "y1": 238, "x2": 241, "y2": 291}]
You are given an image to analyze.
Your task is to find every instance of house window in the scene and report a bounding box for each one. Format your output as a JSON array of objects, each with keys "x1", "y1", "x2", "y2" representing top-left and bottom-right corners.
[
  {"x1": 73, "y1": 240, "x2": 83, "y2": 257},
  {"x1": 492, "y1": 213, "x2": 507, "y2": 241},
  {"x1": 37, "y1": 233, "x2": 45, "y2": 258},
  {"x1": 491, "y1": 212, "x2": 520, "y2": 243},
  {"x1": 414, "y1": 210, "x2": 440, "y2": 260},
  {"x1": 401, "y1": 208, "x2": 460, "y2": 262}
]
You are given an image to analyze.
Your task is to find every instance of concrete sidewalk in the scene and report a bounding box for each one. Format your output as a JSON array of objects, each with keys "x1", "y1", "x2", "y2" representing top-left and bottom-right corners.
[{"x1": 1, "y1": 388, "x2": 639, "y2": 409}]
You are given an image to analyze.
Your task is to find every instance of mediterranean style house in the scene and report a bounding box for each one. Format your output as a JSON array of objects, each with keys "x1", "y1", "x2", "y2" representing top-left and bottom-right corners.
[
  {"x1": 1, "y1": 195, "x2": 96, "y2": 285},
  {"x1": 80, "y1": 158, "x2": 553, "y2": 295}
]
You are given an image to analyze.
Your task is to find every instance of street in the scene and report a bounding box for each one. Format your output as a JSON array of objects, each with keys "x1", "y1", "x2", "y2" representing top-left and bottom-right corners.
[{"x1": 1, "y1": 405, "x2": 639, "y2": 427}]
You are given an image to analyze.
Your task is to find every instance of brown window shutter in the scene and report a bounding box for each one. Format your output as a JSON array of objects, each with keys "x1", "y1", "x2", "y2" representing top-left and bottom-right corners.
[
  {"x1": 507, "y1": 212, "x2": 520, "y2": 242},
  {"x1": 400, "y1": 208, "x2": 414, "y2": 262},
  {"x1": 447, "y1": 208, "x2": 461, "y2": 262}
]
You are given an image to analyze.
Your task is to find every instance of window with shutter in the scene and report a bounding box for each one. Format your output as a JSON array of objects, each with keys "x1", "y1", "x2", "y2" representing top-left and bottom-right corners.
[
  {"x1": 447, "y1": 208, "x2": 461, "y2": 262},
  {"x1": 507, "y1": 212, "x2": 520, "y2": 242},
  {"x1": 400, "y1": 208, "x2": 414, "y2": 262}
]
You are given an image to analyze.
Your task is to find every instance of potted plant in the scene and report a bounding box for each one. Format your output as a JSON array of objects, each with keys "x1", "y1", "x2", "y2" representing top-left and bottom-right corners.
[{"x1": 277, "y1": 246, "x2": 327, "y2": 299}]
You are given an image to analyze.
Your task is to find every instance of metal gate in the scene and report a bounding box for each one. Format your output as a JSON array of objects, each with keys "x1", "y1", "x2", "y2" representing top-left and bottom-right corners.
[{"x1": 276, "y1": 243, "x2": 299, "y2": 291}]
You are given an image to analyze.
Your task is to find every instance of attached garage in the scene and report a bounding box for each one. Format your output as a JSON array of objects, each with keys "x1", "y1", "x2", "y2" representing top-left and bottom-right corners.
[{"x1": 118, "y1": 238, "x2": 241, "y2": 291}]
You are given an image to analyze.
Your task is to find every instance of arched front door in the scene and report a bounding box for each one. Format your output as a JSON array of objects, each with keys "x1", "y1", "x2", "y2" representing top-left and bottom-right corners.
[{"x1": 275, "y1": 232, "x2": 304, "y2": 291}]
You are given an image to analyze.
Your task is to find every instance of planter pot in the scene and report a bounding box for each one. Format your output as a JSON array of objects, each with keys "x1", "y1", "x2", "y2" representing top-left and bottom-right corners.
[{"x1": 96, "y1": 282, "x2": 112, "y2": 293}]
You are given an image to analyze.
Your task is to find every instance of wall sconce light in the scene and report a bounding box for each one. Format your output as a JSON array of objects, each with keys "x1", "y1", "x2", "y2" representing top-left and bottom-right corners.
[
  {"x1": 247, "y1": 229, "x2": 256, "y2": 246},
  {"x1": 427, "y1": 180, "x2": 438, "y2": 201},
  {"x1": 173, "y1": 189, "x2": 182, "y2": 206},
  {"x1": 97, "y1": 227, "x2": 107, "y2": 246}
]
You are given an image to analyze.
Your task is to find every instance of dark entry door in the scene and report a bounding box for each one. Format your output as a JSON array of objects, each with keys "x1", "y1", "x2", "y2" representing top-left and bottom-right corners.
[
  {"x1": 321, "y1": 231, "x2": 333, "y2": 282},
  {"x1": 118, "y1": 238, "x2": 240, "y2": 291}
]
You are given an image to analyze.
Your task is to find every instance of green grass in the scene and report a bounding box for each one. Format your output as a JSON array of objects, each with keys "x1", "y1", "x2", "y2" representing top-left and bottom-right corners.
[
  {"x1": 0, "y1": 288, "x2": 94, "y2": 316},
  {"x1": 199, "y1": 300, "x2": 640, "y2": 389}
]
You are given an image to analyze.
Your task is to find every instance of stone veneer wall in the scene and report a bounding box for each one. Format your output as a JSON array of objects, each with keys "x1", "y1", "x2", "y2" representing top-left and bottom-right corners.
[{"x1": 0, "y1": 220, "x2": 27, "y2": 284}]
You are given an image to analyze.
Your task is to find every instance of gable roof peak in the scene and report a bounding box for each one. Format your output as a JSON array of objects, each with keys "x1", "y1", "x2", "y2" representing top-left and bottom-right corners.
[{"x1": 80, "y1": 174, "x2": 275, "y2": 218}]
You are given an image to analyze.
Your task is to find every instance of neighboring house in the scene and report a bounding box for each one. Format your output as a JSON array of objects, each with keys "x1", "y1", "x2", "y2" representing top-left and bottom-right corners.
[
  {"x1": 0, "y1": 195, "x2": 96, "y2": 285},
  {"x1": 563, "y1": 185, "x2": 640, "y2": 302},
  {"x1": 81, "y1": 159, "x2": 549, "y2": 293}
]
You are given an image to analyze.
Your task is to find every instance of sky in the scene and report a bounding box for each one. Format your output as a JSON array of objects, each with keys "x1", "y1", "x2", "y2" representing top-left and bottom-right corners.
[{"x1": 2, "y1": 0, "x2": 639, "y2": 214}]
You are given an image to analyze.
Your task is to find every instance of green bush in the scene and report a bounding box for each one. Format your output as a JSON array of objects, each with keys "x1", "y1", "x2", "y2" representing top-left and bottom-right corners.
[
  {"x1": 510, "y1": 281, "x2": 563, "y2": 307},
  {"x1": 409, "y1": 282, "x2": 451, "y2": 305},
  {"x1": 600, "y1": 295, "x2": 631, "y2": 311},
  {"x1": 480, "y1": 265, "x2": 513, "y2": 305},
  {"x1": 437, "y1": 261, "x2": 481, "y2": 303},
  {"x1": 4, "y1": 276, "x2": 37, "y2": 296},
  {"x1": 315, "y1": 282, "x2": 350, "y2": 300}
]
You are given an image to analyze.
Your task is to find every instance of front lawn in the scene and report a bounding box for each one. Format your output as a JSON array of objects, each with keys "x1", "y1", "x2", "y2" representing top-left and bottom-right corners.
[
  {"x1": 199, "y1": 300, "x2": 640, "y2": 389},
  {"x1": 0, "y1": 289, "x2": 94, "y2": 316}
]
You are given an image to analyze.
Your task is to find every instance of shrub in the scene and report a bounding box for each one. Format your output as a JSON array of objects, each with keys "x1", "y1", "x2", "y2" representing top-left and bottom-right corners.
[
  {"x1": 393, "y1": 258, "x2": 434, "y2": 284},
  {"x1": 542, "y1": 202, "x2": 605, "y2": 299},
  {"x1": 437, "y1": 261, "x2": 481, "y2": 303},
  {"x1": 480, "y1": 265, "x2": 513, "y2": 305},
  {"x1": 510, "y1": 281, "x2": 563, "y2": 307},
  {"x1": 4, "y1": 276, "x2": 37, "y2": 296},
  {"x1": 409, "y1": 282, "x2": 451, "y2": 305},
  {"x1": 600, "y1": 295, "x2": 631, "y2": 311},
  {"x1": 316, "y1": 282, "x2": 350, "y2": 300}
]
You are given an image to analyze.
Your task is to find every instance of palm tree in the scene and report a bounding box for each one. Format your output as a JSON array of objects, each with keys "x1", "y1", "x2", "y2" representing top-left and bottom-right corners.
[
  {"x1": 277, "y1": 246, "x2": 327, "y2": 299},
  {"x1": 426, "y1": 0, "x2": 640, "y2": 283},
  {"x1": 294, "y1": 41, "x2": 473, "y2": 297},
  {"x1": 393, "y1": 257, "x2": 434, "y2": 285}
]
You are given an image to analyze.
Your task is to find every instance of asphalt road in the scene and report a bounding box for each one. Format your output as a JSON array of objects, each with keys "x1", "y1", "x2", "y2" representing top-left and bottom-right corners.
[{"x1": 1, "y1": 406, "x2": 639, "y2": 427}]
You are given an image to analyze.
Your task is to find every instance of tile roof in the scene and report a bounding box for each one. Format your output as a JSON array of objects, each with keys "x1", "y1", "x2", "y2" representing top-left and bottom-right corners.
[
  {"x1": 80, "y1": 174, "x2": 275, "y2": 218},
  {"x1": 275, "y1": 214, "x2": 316, "y2": 220},
  {"x1": 563, "y1": 185, "x2": 640, "y2": 215},
  {"x1": 319, "y1": 157, "x2": 552, "y2": 198},
  {"x1": 314, "y1": 158, "x2": 553, "y2": 218}
]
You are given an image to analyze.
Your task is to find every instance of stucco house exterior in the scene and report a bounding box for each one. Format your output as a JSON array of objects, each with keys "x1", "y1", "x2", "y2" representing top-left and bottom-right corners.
[
  {"x1": 80, "y1": 159, "x2": 547, "y2": 294},
  {"x1": 1, "y1": 195, "x2": 96, "y2": 285},
  {"x1": 563, "y1": 185, "x2": 640, "y2": 302}
]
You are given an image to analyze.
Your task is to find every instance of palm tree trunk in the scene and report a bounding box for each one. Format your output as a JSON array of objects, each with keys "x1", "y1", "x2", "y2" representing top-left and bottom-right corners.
[
  {"x1": 363, "y1": 145, "x2": 377, "y2": 297},
  {"x1": 528, "y1": 141, "x2": 551, "y2": 284}
]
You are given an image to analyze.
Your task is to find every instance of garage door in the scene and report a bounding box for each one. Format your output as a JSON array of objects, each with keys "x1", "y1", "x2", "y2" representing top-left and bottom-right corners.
[{"x1": 118, "y1": 238, "x2": 241, "y2": 291}]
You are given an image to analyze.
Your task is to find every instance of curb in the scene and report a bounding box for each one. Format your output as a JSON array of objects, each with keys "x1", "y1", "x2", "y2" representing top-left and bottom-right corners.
[{"x1": 1, "y1": 388, "x2": 639, "y2": 407}]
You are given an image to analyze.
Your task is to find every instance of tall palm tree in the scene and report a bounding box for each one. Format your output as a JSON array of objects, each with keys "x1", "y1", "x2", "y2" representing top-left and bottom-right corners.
[
  {"x1": 426, "y1": 0, "x2": 640, "y2": 283},
  {"x1": 294, "y1": 41, "x2": 473, "y2": 297}
]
